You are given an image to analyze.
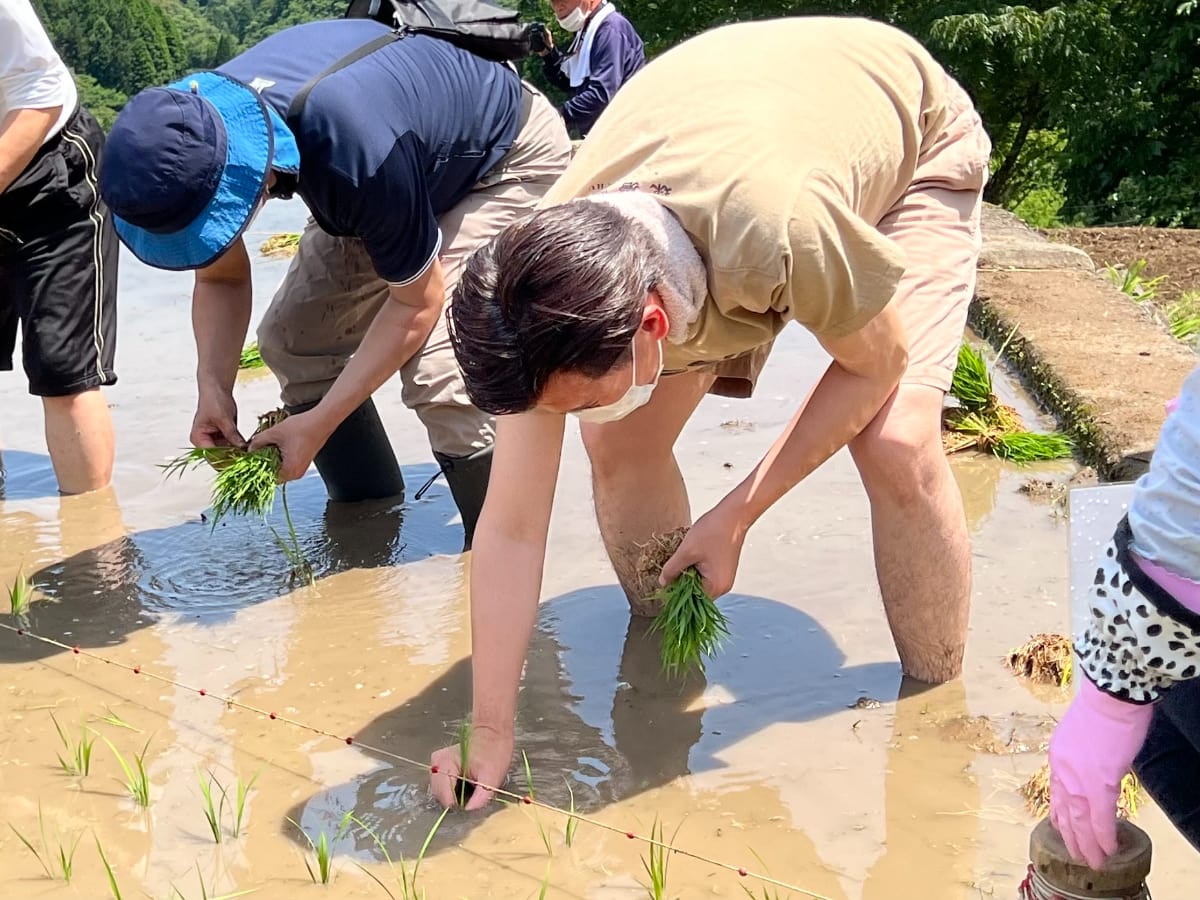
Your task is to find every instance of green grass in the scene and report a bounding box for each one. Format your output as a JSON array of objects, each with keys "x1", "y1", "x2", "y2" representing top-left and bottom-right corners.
[
  {"x1": 50, "y1": 712, "x2": 94, "y2": 777},
  {"x1": 9, "y1": 803, "x2": 81, "y2": 882},
  {"x1": 96, "y1": 836, "x2": 122, "y2": 899},
  {"x1": 1104, "y1": 258, "x2": 1167, "y2": 301},
  {"x1": 7, "y1": 568, "x2": 33, "y2": 617},
  {"x1": 197, "y1": 770, "x2": 226, "y2": 843},
  {"x1": 343, "y1": 807, "x2": 449, "y2": 900},
  {"x1": 648, "y1": 567, "x2": 730, "y2": 678},
  {"x1": 239, "y1": 342, "x2": 265, "y2": 370},
  {"x1": 1167, "y1": 290, "x2": 1200, "y2": 342},
  {"x1": 103, "y1": 736, "x2": 151, "y2": 808},
  {"x1": 563, "y1": 779, "x2": 579, "y2": 848},
  {"x1": 640, "y1": 818, "x2": 682, "y2": 900}
]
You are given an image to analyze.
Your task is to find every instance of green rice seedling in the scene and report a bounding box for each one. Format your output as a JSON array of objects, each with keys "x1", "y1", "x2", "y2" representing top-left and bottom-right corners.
[
  {"x1": 230, "y1": 767, "x2": 262, "y2": 838},
  {"x1": 9, "y1": 803, "x2": 81, "y2": 882},
  {"x1": 1104, "y1": 259, "x2": 1167, "y2": 301},
  {"x1": 454, "y1": 718, "x2": 474, "y2": 807},
  {"x1": 522, "y1": 751, "x2": 553, "y2": 857},
  {"x1": 7, "y1": 567, "x2": 33, "y2": 617},
  {"x1": 1167, "y1": 290, "x2": 1200, "y2": 342},
  {"x1": 161, "y1": 408, "x2": 314, "y2": 586},
  {"x1": 287, "y1": 816, "x2": 341, "y2": 884},
  {"x1": 197, "y1": 769, "x2": 227, "y2": 843},
  {"x1": 738, "y1": 850, "x2": 789, "y2": 899},
  {"x1": 992, "y1": 430, "x2": 1075, "y2": 464},
  {"x1": 170, "y1": 864, "x2": 257, "y2": 899},
  {"x1": 50, "y1": 712, "x2": 94, "y2": 777},
  {"x1": 344, "y1": 807, "x2": 448, "y2": 900},
  {"x1": 536, "y1": 861, "x2": 552, "y2": 899},
  {"x1": 563, "y1": 779, "x2": 579, "y2": 848},
  {"x1": 640, "y1": 818, "x2": 683, "y2": 900},
  {"x1": 96, "y1": 837, "x2": 123, "y2": 899},
  {"x1": 260, "y1": 232, "x2": 301, "y2": 257},
  {"x1": 949, "y1": 342, "x2": 993, "y2": 413},
  {"x1": 92, "y1": 706, "x2": 140, "y2": 732},
  {"x1": 239, "y1": 342, "x2": 265, "y2": 370},
  {"x1": 103, "y1": 736, "x2": 152, "y2": 808},
  {"x1": 647, "y1": 566, "x2": 730, "y2": 678}
]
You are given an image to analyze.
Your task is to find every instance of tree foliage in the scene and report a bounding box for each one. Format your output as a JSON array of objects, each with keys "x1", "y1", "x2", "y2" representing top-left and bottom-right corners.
[{"x1": 27, "y1": 0, "x2": 1200, "y2": 226}]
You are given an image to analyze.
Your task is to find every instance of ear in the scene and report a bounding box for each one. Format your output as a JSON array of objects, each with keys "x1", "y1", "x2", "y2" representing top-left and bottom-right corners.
[{"x1": 641, "y1": 290, "x2": 670, "y2": 340}]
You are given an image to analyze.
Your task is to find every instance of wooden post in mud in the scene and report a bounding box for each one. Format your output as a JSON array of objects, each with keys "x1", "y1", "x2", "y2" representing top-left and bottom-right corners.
[{"x1": 1024, "y1": 818, "x2": 1152, "y2": 898}]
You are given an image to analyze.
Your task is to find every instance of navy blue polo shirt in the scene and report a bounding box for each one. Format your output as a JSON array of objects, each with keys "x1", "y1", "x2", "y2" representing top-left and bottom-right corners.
[{"x1": 219, "y1": 19, "x2": 522, "y2": 284}]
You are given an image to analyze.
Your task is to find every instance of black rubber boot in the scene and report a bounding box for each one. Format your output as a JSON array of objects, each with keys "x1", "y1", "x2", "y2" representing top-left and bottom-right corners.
[
  {"x1": 284, "y1": 398, "x2": 405, "y2": 503},
  {"x1": 431, "y1": 445, "x2": 493, "y2": 552}
]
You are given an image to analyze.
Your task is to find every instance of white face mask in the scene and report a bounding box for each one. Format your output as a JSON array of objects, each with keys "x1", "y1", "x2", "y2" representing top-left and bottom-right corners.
[
  {"x1": 556, "y1": 5, "x2": 587, "y2": 32},
  {"x1": 572, "y1": 336, "x2": 663, "y2": 425}
]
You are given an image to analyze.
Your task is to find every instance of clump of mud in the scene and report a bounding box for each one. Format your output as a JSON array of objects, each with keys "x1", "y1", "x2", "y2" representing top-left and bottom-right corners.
[
  {"x1": 631, "y1": 527, "x2": 688, "y2": 618},
  {"x1": 1019, "y1": 467, "x2": 1098, "y2": 517},
  {"x1": 937, "y1": 713, "x2": 1054, "y2": 755},
  {"x1": 1021, "y1": 763, "x2": 1143, "y2": 820},
  {"x1": 1006, "y1": 633, "x2": 1073, "y2": 688}
]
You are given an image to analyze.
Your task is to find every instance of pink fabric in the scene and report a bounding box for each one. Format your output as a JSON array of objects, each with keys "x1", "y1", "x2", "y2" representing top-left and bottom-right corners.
[
  {"x1": 1049, "y1": 678, "x2": 1154, "y2": 870},
  {"x1": 1133, "y1": 551, "x2": 1200, "y2": 615},
  {"x1": 1167, "y1": 395, "x2": 1181, "y2": 415}
]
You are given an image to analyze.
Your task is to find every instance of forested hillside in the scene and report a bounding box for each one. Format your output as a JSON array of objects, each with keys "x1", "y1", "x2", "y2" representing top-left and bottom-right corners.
[{"x1": 28, "y1": 0, "x2": 1200, "y2": 229}]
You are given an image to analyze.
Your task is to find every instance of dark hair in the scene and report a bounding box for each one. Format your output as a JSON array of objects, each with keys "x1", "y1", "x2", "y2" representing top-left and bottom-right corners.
[{"x1": 447, "y1": 200, "x2": 663, "y2": 415}]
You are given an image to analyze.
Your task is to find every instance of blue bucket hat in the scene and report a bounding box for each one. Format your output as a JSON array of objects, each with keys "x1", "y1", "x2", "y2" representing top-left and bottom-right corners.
[{"x1": 99, "y1": 71, "x2": 301, "y2": 271}]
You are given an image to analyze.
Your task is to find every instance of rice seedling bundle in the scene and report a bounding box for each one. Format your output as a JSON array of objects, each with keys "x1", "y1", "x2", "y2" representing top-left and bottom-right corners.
[
  {"x1": 1022, "y1": 763, "x2": 1141, "y2": 820},
  {"x1": 945, "y1": 342, "x2": 1074, "y2": 464},
  {"x1": 259, "y1": 232, "x2": 301, "y2": 258},
  {"x1": 637, "y1": 529, "x2": 730, "y2": 678},
  {"x1": 238, "y1": 342, "x2": 265, "y2": 370},
  {"x1": 161, "y1": 409, "x2": 314, "y2": 584}
]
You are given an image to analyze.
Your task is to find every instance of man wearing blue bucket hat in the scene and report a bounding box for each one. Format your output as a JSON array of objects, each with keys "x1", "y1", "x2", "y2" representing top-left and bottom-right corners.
[{"x1": 99, "y1": 17, "x2": 572, "y2": 549}]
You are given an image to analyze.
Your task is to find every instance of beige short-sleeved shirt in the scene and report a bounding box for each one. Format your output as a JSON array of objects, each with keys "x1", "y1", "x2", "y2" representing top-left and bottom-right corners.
[{"x1": 539, "y1": 16, "x2": 961, "y2": 371}]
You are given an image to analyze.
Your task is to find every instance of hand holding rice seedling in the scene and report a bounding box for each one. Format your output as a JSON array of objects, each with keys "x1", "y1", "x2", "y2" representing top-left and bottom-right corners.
[
  {"x1": 162, "y1": 409, "x2": 314, "y2": 585},
  {"x1": 637, "y1": 529, "x2": 730, "y2": 678}
]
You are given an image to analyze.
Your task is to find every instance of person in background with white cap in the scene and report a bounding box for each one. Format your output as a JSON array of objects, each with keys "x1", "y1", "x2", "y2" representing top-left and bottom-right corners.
[
  {"x1": 0, "y1": 0, "x2": 117, "y2": 495},
  {"x1": 534, "y1": 0, "x2": 644, "y2": 138},
  {"x1": 98, "y1": 17, "x2": 571, "y2": 550}
]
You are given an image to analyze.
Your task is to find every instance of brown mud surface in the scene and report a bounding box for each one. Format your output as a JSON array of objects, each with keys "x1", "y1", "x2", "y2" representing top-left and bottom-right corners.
[
  {"x1": 1047, "y1": 226, "x2": 1200, "y2": 304},
  {"x1": 1, "y1": 200, "x2": 1197, "y2": 899}
]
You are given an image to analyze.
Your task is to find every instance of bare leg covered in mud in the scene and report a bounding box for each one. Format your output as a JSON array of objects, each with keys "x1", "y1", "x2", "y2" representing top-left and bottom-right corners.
[
  {"x1": 582, "y1": 371, "x2": 715, "y2": 616},
  {"x1": 851, "y1": 384, "x2": 972, "y2": 684}
]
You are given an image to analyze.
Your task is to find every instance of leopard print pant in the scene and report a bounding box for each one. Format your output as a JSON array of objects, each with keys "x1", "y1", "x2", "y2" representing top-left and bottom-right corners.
[{"x1": 1074, "y1": 516, "x2": 1200, "y2": 704}]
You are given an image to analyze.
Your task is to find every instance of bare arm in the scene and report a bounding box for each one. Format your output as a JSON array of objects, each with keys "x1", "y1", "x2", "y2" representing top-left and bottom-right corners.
[
  {"x1": 725, "y1": 304, "x2": 908, "y2": 530},
  {"x1": 286, "y1": 259, "x2": 446, "y2": 445},
  {"x1": 191, "y1": 240, "x2": 254, "y2": 447},
  {"x1": 470, "y1": 411, "x2": 565, "y2": 735},
  {"x1": 0, "y1": 106, "x2": 60, "y2": 194}
]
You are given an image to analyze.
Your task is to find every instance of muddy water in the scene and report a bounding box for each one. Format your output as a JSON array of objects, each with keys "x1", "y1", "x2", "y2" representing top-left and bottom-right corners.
[{"x1": 1, "y1": 199, "x2": 1196, "y2": 899}]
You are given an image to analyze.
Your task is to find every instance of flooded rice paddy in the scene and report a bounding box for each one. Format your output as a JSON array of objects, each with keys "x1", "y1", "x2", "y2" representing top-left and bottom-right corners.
[{"x1": 1, "y1": 199, "x2": 1196, "y2": 898}]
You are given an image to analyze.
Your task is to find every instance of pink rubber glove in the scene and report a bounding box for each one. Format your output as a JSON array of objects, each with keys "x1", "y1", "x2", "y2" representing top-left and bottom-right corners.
[{"x1": 1049, "y1": 679, "x2": 1154, "y2": 870}]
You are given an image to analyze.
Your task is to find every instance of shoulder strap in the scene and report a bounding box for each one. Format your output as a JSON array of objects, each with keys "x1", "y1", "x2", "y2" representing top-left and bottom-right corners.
[{"x1": 285, "y1": 31, "x2": 401, "y2": 126}]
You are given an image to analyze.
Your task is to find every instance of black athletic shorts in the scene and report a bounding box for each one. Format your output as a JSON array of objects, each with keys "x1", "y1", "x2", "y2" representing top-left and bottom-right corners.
[{"x1": 0, "y1": 106, "x2": 118, "y2": 398}]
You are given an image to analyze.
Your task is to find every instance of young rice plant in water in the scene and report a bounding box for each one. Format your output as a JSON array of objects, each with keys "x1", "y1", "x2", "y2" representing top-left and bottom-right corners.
[
  {"x1": 7, "y1": 567, "x2": 33, "y2": 617},
  {"x1": 342, "y1": 807, "x2": 449, "y2": 899},
  {"x1": 103, "y1": 736, "x2": 152, "y2": 808},
  {"x1": 50, "y1": 712, "x2": 95, "y2": 777},
  {"x1": 10, "y1": 803, "x2": 81, "y2": 883}
]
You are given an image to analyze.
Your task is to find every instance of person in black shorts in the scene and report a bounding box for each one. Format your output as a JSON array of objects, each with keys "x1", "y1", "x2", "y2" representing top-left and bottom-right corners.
[{"x1": 0, "y1": 0, "x2": 117, "y2": 495}]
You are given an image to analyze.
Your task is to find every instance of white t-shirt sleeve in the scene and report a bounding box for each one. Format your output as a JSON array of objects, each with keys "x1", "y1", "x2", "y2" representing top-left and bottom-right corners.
[{"x1": 0, "y1": 0, "x2": 78, "y2": 140}]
